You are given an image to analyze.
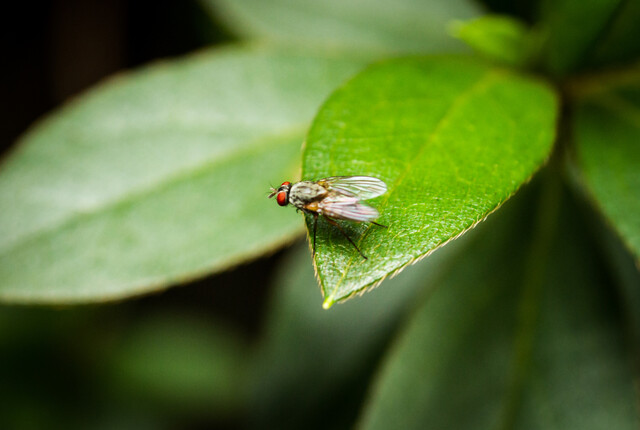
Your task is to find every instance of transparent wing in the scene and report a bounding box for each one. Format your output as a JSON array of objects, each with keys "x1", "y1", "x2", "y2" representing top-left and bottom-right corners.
[
  {"x1": 320, "y1": 196, "x2": 380, "y2": 222},
  {"x1": 319, "y1": 176, "x2": 387, "y2": 200}
]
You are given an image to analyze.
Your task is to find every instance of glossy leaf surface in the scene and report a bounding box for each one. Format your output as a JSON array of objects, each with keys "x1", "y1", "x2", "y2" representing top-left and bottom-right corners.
[{"x1": 303, "y1": 56, "x2": 558, "y2": 307}]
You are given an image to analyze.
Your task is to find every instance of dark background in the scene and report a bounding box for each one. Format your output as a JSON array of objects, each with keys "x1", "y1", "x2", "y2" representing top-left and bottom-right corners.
[{"x1": 2, "y1": 0, "x2": 224, "y2": 152}]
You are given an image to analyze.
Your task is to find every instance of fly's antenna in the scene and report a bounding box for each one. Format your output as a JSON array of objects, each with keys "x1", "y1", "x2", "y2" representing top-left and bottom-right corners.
[{"x1": 267, "y1": 185, "x2": 277, "y2": 198}]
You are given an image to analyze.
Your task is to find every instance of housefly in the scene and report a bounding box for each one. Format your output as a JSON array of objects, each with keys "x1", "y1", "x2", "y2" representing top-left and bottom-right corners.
[{"x1": 268, "y1": 176, "x2": 387, "y2": 259}]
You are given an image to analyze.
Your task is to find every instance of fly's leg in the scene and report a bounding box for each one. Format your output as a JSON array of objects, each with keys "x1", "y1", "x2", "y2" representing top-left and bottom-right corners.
[
  {"x1": 324, "y1": 216, "x2": 367, "y2": 260},
  {"x1": 370, "y1": 221, "x2": 387, "y2": 228}
]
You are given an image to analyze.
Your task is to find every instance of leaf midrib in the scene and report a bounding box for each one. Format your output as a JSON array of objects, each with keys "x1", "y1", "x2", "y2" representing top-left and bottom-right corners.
[{"x1": 0, "y1": 126, "x2": 306, "y2": 257}]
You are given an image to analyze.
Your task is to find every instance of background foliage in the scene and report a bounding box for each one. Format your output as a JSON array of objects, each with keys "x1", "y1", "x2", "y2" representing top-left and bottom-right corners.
[{"x1": 1, "y1": 0, "x2": 638, "y2": 428}]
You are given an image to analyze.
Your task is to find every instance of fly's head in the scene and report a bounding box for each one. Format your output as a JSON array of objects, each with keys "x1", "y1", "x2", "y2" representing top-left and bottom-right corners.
[{"x1": 268, "y1": 181, "x2": 291, "y2": 206}]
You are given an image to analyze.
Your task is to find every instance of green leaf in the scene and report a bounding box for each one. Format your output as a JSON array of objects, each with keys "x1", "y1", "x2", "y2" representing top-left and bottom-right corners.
[
  {"x1": 538, "y1": 0, "x2": 623, "y2": 76},
  {"x1": 202, "y1": 0, "x2": 481, "y2": 54},
  {"x1": 0, "y1": 46, "x2": 368, "y2": 303},
  {"x1": 571, "y1": 65, "x2": 640, "y2": 261},
  {"x1": 359, "y1": 177, "x2": 639, "y2": 429},
  {"x1": 596, "y1": 214, "x2": 640, "y2": 356},
  {"x1": 250, "y1": 238, "x2": 468, "y2": 428},
  {"x1": 450, "y1": 15, "x2": 538, "y2": 67},
  {"x1": 303, "y1": 56, "x2": 558, "y2": 307}
]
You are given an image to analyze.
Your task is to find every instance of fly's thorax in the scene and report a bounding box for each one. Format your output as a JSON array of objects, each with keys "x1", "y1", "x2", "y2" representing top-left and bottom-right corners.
[{"x1": 289, "y1": 181, "x2": 328, "y2": 209}]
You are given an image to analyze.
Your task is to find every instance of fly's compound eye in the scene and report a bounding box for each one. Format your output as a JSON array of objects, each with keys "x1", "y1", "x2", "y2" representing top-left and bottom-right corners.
[
  {"x1": 276, "y1": 191, "x2": 288, "y2": 206},
  {"x1": 281, "y1": 181, "x2": 291, "y2": 187}
]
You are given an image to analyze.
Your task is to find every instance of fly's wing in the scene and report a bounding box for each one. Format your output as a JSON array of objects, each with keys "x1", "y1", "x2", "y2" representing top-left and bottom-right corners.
[
  {"x1": 319, "y1": 176, "x2": 387, "y2": 200},
  {"x1": 320, "y1": 196, "x2": 380, "y2": 222}
]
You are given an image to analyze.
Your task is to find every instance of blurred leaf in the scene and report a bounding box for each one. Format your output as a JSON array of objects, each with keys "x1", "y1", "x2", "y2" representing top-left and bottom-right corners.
[
  {"x1": 538, "y1": 0, "x2": 623, "y2": 76},
  {"x1": 597, "y1": 215, "x2": 640, "y2": 360},
  {"x1": 450, "y1": 15, "x2": 538, "y2": 67},
  {"x1": 0, "y1": 46, "x2": 368, "y2": 303},
  {"x1": 104, "y1": 313, "x2": 248, "y2": 418},
  {"x1": 202, "y1": 0, "x2": 481, "y2": 54},
  {"x1": 359, "y1": 175, "x2": 639, "y2": 429},
  {"x1": 250, "y1": 237, "x2": 469, "y2": 429},
  {"x1": 570, "y1": 170, "x2": 640, "y2": 360},
  {"x1": 571, "y1": 64, "x2": 640, "y2": 261},
  {"x1": 303, "y1": 56, "x2": 558, "y2": 307},
  {"x1": 590, "y1": 0, "x2": 640, "y2": 66}
]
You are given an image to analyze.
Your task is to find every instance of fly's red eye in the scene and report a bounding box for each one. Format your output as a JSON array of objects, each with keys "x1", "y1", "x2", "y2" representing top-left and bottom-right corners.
[
  {"x1": 281, "y1": 181, "x2": 291, "y2": 186},
  {"x1": 276, "y1": 191, "x2": 288, "y2": 206}
]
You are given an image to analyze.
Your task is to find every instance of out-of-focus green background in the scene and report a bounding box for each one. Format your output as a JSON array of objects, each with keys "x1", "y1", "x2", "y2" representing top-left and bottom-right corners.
[{"x1": 2, "y1": 1, "x2": 638, "y2": 429}]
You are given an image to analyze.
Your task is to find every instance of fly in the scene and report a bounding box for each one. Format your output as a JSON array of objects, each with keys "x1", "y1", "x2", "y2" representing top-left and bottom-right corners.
[{"x1": 268, "y1": 176, "x2": 387, "y2": 259}]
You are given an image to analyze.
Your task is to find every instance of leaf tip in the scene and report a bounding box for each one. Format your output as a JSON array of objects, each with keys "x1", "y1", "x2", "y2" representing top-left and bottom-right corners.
[{"x1": 322, "y1": 295, "x2": 335, "y2": 309}]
